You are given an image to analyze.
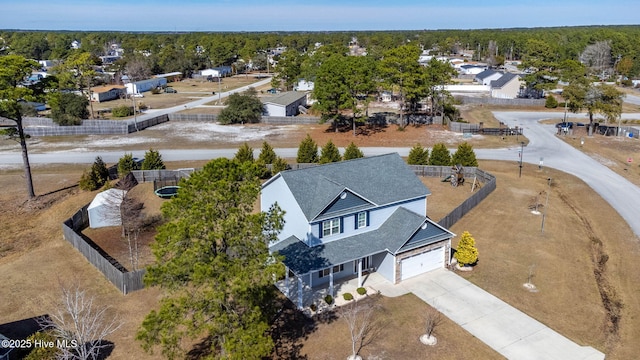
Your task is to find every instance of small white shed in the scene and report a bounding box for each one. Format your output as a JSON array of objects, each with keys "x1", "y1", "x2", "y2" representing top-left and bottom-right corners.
[{"x1": 88, "y1": 189, "x2": 126, "y2": 228}]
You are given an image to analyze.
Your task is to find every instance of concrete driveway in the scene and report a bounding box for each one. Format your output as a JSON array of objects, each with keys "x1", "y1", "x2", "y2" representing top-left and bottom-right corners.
[{"x1": 368, "y1": 269, "x2": 605, "y2": 360}]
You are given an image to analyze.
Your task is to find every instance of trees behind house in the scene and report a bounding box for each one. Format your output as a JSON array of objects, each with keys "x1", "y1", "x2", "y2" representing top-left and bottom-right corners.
[
  {"x1": 52, "y1": 51, "x2": 100, "y2": 119},
  {"x1": 48, "y1": 91, "x2": 89, "y2": 125},
  {"x1": 563, "y1": 80, "x2": 623, "y2": 131},
  {"x1": 0, "y1": 54, "x2": 40, "y2": 199},
  {"x1": 141, "y1": 149, "x2": 165, "y2": 170},
  {"x1": 429, "y1": 143, "x2": 452, "y2": 166},
  {"x1": 343, "y1": 142, "x2": 364, "y2": 160},
  {"x1": 137, "y1": 158, "x2": 285, "y2": 359},
  {"x1": 407, "y1": 144, "x2": 429, "y2": 165},
  {"x1": 257, "y1": 141, "x2": 277, "y2": 165},
  {"x1": 218, "y1": 88, "x2": 264, "y2": 124},
  {"x1": 297, "y1": 134, "x2": 319, "y2": 163},
  {"x1": 234, "y1": 142, "x2": 255, "y2": 163},
  {"x1": 117, "y1": 153, "x2": 140, "y2": 178},
  {"x1": 451, "y1": 142, "x2": 478, "y2": 167},
  {"x1": 319, "y1": 140, "x2": 342, "y2": 164},
  {"x1": 79, "y1": 156, "x2": 110, "y2": 191}
]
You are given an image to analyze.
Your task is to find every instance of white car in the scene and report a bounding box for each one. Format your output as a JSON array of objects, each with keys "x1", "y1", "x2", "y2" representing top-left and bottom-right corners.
[{"x1": 132, "y1": 93, "x2": 144, "y2": 98}]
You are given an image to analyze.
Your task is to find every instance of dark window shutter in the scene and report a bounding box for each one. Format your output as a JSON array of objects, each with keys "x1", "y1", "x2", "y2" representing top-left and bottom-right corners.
[
  {"x1": 340, "y1": 217, "x2": 344, "y2": 233},
  {"x1": 318, "y1": 223, "x2": 323, "y2": 238},
  {"x1": 366, "y1": 211, "x2": 370, "y2": 226},
  {"x1": 354, "y1": 214, "x2": 359, "y2": 230}
]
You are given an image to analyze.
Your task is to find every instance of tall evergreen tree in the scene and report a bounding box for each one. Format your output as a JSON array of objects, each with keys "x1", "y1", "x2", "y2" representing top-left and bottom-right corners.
[
  {"x1": 343, "y1": 142, "x2": 364, "y2": 160},
  {"x1": 257, "y1": 141, "x2": 277, "y2": 165},
  {"x1": 271, "y1": 156, "x2": 290, "y2": 175},
  {"x1": 234, "y1": 142, "x2": 255, "y2": 163},
  {"x1": 0, "y1": 55, "x2": 39, "y2": 199},
  {"x1": 429, "y1": 143, "x2": 452, "y2": 166},
  {"x1": 319, "y1": 140, "x2": 342, "y2": 164},
  {"x1": 138, "y1": 158, "x2": 285, "y2": 359},
  {"x1": 117, "y1": 153, "x2": 140, "y2": 178},
  {"x1": 296, "y1": 134, "x2": 319, "y2": 163},
  {"x1": 141, "y1": 149, "x2": 165, "y2": 170},
  {"x1": 407, "y1": 144, "x2": 429, "y2": 165},
  {"x1": 451, "y1": 142, "x2": 478, "y2": 167}
]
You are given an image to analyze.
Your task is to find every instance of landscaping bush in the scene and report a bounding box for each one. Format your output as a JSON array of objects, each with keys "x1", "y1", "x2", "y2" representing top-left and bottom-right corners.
[
  {"x1": 324, "y1": 295, "x2": 333, "y2": 305},
  {"x1": 356, "y1": 287, "x2": 367, "y2": 295},
  {"x1": 343, "y1": 292, "x2": 354, "y2": 301},
  {"x1": 112, "y1": 105, "x2": 133, "y2": 117},
  {"x1": 545, "y1": 95, "x2": 558, "y2": 108}
]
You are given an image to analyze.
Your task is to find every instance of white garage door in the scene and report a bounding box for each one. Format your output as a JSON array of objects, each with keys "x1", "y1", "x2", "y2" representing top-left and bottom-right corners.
[{"x1": 400, "y1": 247, "x2": 444, "y2": 281}]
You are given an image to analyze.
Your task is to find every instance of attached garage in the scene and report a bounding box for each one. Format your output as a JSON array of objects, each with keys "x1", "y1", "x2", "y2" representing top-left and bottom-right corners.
[{"x1": 400, "y1": 246, "x2": 444, "y2": 281}]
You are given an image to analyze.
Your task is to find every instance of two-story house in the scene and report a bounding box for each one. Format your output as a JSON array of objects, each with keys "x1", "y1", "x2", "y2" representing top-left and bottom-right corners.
[{"x1": 261, "y1": 153, "x2": 455, "y2": 308}]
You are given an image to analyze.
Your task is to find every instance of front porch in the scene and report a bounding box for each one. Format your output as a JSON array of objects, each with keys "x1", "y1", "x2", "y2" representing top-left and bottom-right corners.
[{"x1": 275, "y1": 270, "x2": 391, "y2": 313}]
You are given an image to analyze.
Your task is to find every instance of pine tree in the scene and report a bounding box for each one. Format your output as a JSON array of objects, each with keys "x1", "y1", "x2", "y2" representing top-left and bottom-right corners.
[
  {"x1": 79, "y1": 169, "x2": 99, "y2": 191},
  {"x1": 429, "y1": 143, "x2": 452, "y2": 166},
  {"x1": 407, "y1": 144, "x2": 429, "y2": 165},
  {"x1": 319, "y1": 140, "x2": 342, "y2": 164},
  {"x1": 257, "y1": 141, "x2": 277, "y2": 165},
  {"x1": 117, "y1": 153, "x2": 140, "y2": 178},
  {"x1": 454, "y1": 231, "x2": 479, "y2": 266},
  {"x1": 141, "y1": 149, "x2": 165, "y2": 170},
  {"x1": 343, "y1": 142, "x2": 364, "y2": 160},
  {"x1": 545, "y1": 95, "x2": 558, "y2": 108},
  {"x1": 296, "y1": 134, "x2": 319, "y2": 163},
  {"x1": 138, "y1": 158, "x2": 285, "y2": 359},
  {"x1": 234, "y1": 142, "x2": 255, "y2": 163},
  {"x1": 271, "y1": 156, "x2": 290, "y2": 174},
  {"x1": 92, "y1": 156, "x2": 110, "y2": 182},
  {"x1": 451, "y1": 142, "x2": 478, "y2": 167}
]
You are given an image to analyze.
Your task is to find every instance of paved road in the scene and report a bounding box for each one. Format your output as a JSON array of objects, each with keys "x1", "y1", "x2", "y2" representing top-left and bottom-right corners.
[{"x1": 2, "y1": 110, "x2": 640, "y2": 237}]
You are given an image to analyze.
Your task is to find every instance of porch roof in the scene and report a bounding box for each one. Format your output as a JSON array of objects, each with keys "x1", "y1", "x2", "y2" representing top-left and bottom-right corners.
[{"x1": 270, "y1": 207, "x2": 452, "y2": 275}]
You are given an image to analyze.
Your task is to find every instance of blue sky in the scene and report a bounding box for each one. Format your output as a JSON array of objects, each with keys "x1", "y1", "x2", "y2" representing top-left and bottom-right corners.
[{"x1": 1, "y1": 0, "x2": 638, "y2": 32}]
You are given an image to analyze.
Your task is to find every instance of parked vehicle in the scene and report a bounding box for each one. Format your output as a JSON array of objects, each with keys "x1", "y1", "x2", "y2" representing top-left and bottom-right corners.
[{"x1": 165, "y1": 87, "x2": 177, "y2": 93}]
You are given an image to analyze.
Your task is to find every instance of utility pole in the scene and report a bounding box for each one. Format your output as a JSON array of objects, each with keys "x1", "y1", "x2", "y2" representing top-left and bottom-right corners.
[{"x1": 519, "y1": 141, "x2": 524, "y2": 178}]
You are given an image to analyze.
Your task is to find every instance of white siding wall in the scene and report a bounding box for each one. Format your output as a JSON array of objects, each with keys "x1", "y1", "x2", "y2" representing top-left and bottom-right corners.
[
  {"x1": 376, "y1": 252, "x2": 396, "y2": 283},
  {"x1": 261, "y1": 176, "x2": 310, "y2": 244},
  {"x1": 310, "y1": 197, "x2": 427, "y2": 245},
  {"x1": 265, "y1": 103, "x2": 286, "y2": 117}
]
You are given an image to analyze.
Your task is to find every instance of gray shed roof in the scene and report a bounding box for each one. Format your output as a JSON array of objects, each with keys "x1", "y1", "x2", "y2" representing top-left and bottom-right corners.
[
  {"x1": 269, "y1": 153, "x2": 430, "y2": 221},
  {"x1": 476, "y1": 69, "x2": 501, "y2": 80},
  {"x1": 270, "y1": 207, "x2": 453, "y2": 274},
  {"x1": 490, "y1": 73, "x2": 520, "y2": 89},
  {"x1": 262, "y1": 91, "x2": 307, "y2": 107}
]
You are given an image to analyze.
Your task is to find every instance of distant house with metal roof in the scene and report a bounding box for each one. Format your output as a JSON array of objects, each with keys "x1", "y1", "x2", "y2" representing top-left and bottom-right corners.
[
  {"x1": 262, "y1": 91, "x2": 308, "y2": 117},
  {"x1": 90, "y1": 85, "x2": 126, "y2": 102},
  {"x1": 490, "y1": 73, "x2": 524, "y2": 99},
  {"x1": 262, "y1": 153, "x2": 455, "y2": 309}
]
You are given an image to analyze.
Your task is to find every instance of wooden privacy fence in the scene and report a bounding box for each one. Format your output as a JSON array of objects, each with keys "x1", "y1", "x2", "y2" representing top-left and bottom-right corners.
[
  {"x1": 62, "y1": 204, "x2": 145, "y2": 294},
  {"x1": 408, "y1": 165, "x2": 497, "y2": 229}
]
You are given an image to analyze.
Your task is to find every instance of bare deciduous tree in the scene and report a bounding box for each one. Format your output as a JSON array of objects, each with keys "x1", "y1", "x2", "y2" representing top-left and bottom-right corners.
[
  {"x1": 38, "y1": 284, "x2": 122, "y2": 360},
  {"x1": 579, "y1": 40, "x2": 613, "y2": 77},
  {"x1": 424, "y1": 306, "x2": 443, "y2": 338},
  {"x1": 338, "y1": 297, "x2": 383, "y2": 360}
]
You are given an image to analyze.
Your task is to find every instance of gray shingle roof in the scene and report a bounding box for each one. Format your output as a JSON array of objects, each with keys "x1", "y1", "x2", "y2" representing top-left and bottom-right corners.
[
  {"x1": 490, "y1": 73, "x2": 520, "y2": 89},
  {"x1": 261, "y1": 91, "x2": 307, "y2": 106},
  {"x1": 274, "y1": 153, "x2": 430, "y2": 220},
  {"x1": 476, "y1": 69, "x2": 501, "y2": 80},
  {"x1": 270, "y1": 207, "x2": 452, "y2": 274}
]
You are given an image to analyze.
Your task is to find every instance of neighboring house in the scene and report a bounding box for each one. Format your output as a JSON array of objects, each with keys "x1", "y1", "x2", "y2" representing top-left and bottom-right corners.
[
  {"x1": 490, "y1": 73, "x2": 524, "y2": 99},
  {"x1": 200, "y1": 66, "x2": 233, "y2": 78},
  {"x1": 90, "y1": 85, "x2": 126, "y2": 102},
  {"x1": 154, "y1": 71, "x2": 182, "y2": 82},
  {"x1": 124, "y1": 77, "x2": 167, "y2": 95},
  {"x1": 262, "y1": 154, "x2": 455, "y2": 309},
  {"x1": 293, "y1": 79, "x2": 314, "y2": 91},
  {"x1": 459, "y1": 64, "x2": 487, "y2": 75},
  {"x1": 88, "y1": 189, "x2": 126, "y2": 228},
  {"x1": 475, "y1": 69, "x2": 503, "y2": 86},
  {"x1": 262, "y1": 91, "x2": 308, "y2": 117},
  {"x1": 380, "y1": 91, "x2": 393, "y2": 102}
]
